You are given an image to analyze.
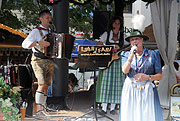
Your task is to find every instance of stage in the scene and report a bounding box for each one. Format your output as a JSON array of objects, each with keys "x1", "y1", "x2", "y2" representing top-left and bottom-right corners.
[{"x1": 21, "y1": 103, "x2": 169, "y2": 121}]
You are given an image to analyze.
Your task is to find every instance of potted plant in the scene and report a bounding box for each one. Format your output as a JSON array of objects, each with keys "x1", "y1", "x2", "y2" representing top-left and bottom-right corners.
[{"x1": 0, "y1": 77, "x2": 21, "y2": 121}]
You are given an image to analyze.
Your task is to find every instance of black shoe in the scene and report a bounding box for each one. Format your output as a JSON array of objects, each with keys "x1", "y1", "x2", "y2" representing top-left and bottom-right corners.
[
  {"x1": 101, "y1": 110, "x2": 107, "y2": 114},
  {"x1": 110, "y1": 110, "x2": 117, "y2": 115}
]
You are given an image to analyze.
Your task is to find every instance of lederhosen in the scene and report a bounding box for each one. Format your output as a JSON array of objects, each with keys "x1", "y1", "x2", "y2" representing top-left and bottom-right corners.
[{"x1": 31, "y1": 28, "x2": 54, "y2": 86}]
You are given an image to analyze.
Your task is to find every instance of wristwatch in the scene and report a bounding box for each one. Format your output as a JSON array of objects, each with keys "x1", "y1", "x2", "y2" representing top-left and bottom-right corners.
[
  {"x1": 149, "y1": 75, "x2": 152, "y2": 81},
  {"x1": 36, "y1": 41, "x2": 39, "y2": 46}
]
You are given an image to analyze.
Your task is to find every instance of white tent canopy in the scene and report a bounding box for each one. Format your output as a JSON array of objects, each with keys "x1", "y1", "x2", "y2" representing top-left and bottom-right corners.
[{"x1": 150, "y1": 0, "x2": 179, "y2": 107}]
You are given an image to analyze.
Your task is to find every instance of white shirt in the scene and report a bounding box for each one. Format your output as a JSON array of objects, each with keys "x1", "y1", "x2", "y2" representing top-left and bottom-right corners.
[
  {"x1": 99, "y1": 30, "x2": 129, "y2": 45},
  {"x1": 22, "y1": 25, "x2": 49, "y2": 53}
]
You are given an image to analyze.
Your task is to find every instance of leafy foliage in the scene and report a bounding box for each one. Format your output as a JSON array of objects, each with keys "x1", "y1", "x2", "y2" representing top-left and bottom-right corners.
[
  {"x1": 0, "y1": 0, "x2": 48, "y2": 32},
  {"x1": 0, "y1": 0, "x2": 115, "y2": 39},
  {"x1": 69, "y1": 4, "x2": 94, "y2": 39},
  {"x1": 69, "y1": 0, "x2": 114, "y2": 39},
  {"x1": 0, "y1": 77, "x2": 21, "y2": 120}
]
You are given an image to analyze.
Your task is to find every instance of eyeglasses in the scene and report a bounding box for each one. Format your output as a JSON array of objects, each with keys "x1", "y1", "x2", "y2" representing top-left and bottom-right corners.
[{"x1": 130, "y1": 37, "x2": 141, "y2": 41}]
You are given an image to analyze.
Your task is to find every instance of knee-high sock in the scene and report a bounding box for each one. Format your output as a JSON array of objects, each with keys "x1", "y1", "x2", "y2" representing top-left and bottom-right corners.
[
  {"x1": 42, "y1": 93, "x2": 47, "y2": 107},
  {"x1": 102, "y1": 103, "x2": 108, "y2": 112},
  {"x1": 110, "y1": 104, "x2": 116, "y2": 111},
  {"x1": 35, "y1": 91, "x2": 45, "y2": 106}
]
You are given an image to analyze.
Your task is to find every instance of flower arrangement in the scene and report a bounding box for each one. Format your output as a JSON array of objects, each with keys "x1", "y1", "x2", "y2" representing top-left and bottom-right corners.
[{"x1": 0, "y1": 77, "x2": 21, "y2": 120}]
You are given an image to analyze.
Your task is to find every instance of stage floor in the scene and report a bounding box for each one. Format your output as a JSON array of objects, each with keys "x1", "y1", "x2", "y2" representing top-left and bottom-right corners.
[{"x1": 21, "y1": 107, "x2": 170, "y2": 121}]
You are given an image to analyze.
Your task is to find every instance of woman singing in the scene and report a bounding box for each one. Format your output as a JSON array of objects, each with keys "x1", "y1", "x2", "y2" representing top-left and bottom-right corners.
[{"x1": 119, "y1": 29, "x2": 163, "y2": 121}]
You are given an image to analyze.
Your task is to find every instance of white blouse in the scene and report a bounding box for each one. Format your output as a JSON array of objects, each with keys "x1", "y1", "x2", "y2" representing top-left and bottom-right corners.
[{"x1": 99, "y1": 30, "x2": 129, "y2": 45}]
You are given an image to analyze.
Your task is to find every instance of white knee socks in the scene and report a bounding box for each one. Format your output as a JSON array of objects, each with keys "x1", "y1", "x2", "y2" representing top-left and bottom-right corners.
[
  {"x1": 102, "y1": 103, "x2": 116, "y2": 112},
  {"x1": 43, "y1": 93, "x2": 47, "y2": 107},
  {"x1": 35, "y1": 91, "x2": 45, "y2": 106},
  {"x1": 110, "y1": 104, "x2": 116, "y2": 111},
  {"x1": 102, "y1": 103, "x2": 108, "y2": 112}
]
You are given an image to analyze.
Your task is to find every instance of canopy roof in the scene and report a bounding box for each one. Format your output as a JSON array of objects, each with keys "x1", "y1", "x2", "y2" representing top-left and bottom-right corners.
[{"x1": 0, "y1": 24, "x2": 27, "y2": 48}]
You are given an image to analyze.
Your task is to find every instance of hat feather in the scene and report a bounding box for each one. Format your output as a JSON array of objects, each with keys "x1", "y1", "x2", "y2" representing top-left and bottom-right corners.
[{"x1": 132, "y1": 13, "x2": 145, "y2": 32}]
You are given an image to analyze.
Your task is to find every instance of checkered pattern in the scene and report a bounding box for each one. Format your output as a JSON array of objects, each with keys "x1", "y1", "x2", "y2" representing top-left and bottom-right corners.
[{"x1": 96, "y1": 55, "x2": 126, "y2": 104}]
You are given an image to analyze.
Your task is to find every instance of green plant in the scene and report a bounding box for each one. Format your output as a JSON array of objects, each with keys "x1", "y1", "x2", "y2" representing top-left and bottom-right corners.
[{"x1": 0, "y1": 77, "x2": 21, "y2": 121}]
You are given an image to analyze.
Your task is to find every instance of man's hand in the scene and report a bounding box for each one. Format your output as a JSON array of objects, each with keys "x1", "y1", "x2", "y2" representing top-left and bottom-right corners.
[{"x1": 38, "y1": 36, "x2": 50, "y2": 47}]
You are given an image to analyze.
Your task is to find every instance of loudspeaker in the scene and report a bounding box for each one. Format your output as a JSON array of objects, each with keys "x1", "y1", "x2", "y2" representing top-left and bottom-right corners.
[
  {"x1": 20, "y1": 89, "x2": 33, "y2": 116},
  {"x1": 62, "y1": 34, "x2": 76, "y2": 60},
  {"x1": 18, "y1": 65, "x2": 33, "y2": 89},
  {"x1": 53, "y1": 0, "x2": 69, "y2": 33},
  {"x1": 18, "y1": 64, "x2": 34, "y2": 116},
  {"x1": 65, "y1": 91, "x2": 94, "y2": 111},
  {"x1": 93, "y1": 11, "x2": 110, "y2": 39}
]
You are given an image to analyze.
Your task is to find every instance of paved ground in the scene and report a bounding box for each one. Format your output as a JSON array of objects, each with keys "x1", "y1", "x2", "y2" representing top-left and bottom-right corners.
[
  {"x1": 22, "y1": 107, "x2": 170, "y2": 121},
  {"x1": 20, "y1": 90, "x2": 172, "y2": 121}
]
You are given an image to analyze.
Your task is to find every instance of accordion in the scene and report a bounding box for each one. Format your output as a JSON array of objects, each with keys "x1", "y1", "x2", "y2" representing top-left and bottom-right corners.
[{"x1": 44, "y1": 33, "x2": 75, "y2": 59}]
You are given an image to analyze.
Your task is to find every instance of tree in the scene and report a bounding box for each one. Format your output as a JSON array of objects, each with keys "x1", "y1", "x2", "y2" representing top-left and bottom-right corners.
[
  {"x1": 69, "y1": 3, "x2": 94, "y2": 39},
  {"x1": 0, "y1": 0, "x2": 47, "y2": 31},
  {"x1": 1, "y1": 0, "x2": 144, "y2": 39},
  {"x1": 0, "y1": 0, "x2": 114, "y2": 39}
]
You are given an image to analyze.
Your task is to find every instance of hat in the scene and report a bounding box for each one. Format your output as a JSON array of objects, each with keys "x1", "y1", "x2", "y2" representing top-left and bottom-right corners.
[{"x1": 125, "y1": 29, "x2": 149, "y2": 42}]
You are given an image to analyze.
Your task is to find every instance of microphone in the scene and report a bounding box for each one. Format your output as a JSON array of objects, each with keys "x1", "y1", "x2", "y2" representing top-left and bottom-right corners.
[
  {"x1": 133, "y1": 43, "x2": 137, "y2": 54},
  {"x1": 49, "y1": 21, "x2": 56, "y2": 32}
]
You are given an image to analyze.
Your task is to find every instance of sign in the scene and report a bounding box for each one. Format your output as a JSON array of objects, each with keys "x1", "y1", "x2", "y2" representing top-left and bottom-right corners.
[
  {"x1": 171, "y1": 96, "x2": 180, "y2": 118},
  {"x1": 72, "y1": 40, "x2": 97, "y2": 58},
  {"x1": 78, "y1": 45, "x2": 114, "y2": 68}
]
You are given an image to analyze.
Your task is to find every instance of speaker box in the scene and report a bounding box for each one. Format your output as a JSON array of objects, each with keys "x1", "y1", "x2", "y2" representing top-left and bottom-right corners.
[
  {"x1": 20, "y1": 89, "x2": 33, "y2": 116},
  {"x1": 18, "y1": 65, "x2": 33, "y2": 116},
  {"x1": 18, "y1": 65, "x2": 33, "y2": 89},
  {"x1": 93, "y1": 11, "x2": 110, "y2": 39},
  {"x1": 62, "y1": 34, "x2": 75, "y2": 60},
  {"x1": 65, "y1": 91, "x2": 94, "y2": 111}
]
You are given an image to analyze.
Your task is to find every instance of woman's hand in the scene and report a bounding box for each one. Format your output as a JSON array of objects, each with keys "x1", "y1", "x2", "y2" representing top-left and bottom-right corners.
[
  {"x1": 134, "y1": 72, "x2": 162, "y2": 82},
  {"x1": 134, "y1": 73, "x2": 149, "y2": 81}
]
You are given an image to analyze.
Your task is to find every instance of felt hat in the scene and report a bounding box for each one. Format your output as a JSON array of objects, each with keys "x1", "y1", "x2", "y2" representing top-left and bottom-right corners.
[{"x1": 125, "y1": 29, "x2": 149, "y2": 42}]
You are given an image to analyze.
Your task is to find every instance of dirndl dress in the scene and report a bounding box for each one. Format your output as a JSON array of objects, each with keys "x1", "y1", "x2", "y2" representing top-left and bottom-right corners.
[
  {"x1": 119, "y1": 48, "x2": 163, "y2": 121},
  {"x1": 96, "y1": 55, "x2": 126, "y2": 104}
]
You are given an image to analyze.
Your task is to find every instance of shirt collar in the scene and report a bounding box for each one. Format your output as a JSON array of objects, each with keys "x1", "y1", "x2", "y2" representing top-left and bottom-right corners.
[{"x1": 39, "y1": 25, "x2": 51, "y2": 31}]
